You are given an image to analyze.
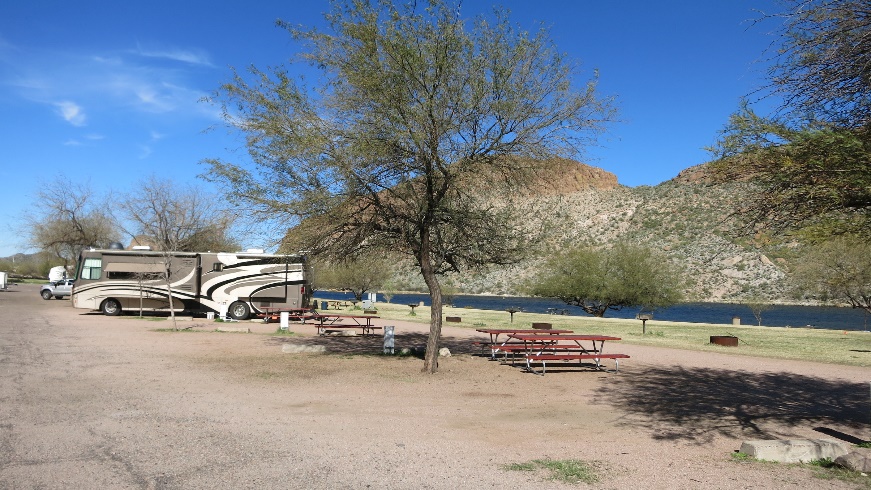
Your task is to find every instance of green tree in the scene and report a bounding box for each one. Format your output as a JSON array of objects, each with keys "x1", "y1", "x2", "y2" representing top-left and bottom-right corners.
[
  {"x1": 528, "y1": 244, "x2": 683, "y2": 318},
  {"x1": 317, "y1": 256, "x2": 391, "y2": 302},
  {"x1": 760, "y1": 0, "x2": 871, "y2": 126},
  {"x1": 202, "y1": 0, "x2": 614, "y2": 372},
  {"x1": 793, "y1": 236, "x2": 871, "y2": 314},
  {"x1": 711, "y1": 0, "x2": 871, "y2": 236},
  {"x1": 710, "y1": 105, "x2": 871, "y2": 237}
]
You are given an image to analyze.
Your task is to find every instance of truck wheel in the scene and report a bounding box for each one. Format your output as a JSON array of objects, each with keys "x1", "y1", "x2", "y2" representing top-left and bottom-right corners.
[
  {"x1": 228, "y1": 301, "x2": 250, "y2": 320},
  {"x1": 101, "y1": 299, "x2": 122, "y2": 316},
  {"x1": 41, "y1": 290, "x2": 53, "y2": 300}
]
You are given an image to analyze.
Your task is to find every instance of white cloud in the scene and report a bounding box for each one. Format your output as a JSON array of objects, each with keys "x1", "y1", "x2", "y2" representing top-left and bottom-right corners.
[
  {"x1": 2, "y1": 41, "x2": 219, "y2": 125},
  {"x1": 138, "y1": 144, "x2": 152, "y2": 159},
  {"x1": 135, "y1": 43, "x2": 213, "y2": 66},
  {"x1": 55, "y1": 101, "x2": 86, "y2": 126},
  {"x1": 63, "y1": 139, "x2": 82, "y2": 146}
]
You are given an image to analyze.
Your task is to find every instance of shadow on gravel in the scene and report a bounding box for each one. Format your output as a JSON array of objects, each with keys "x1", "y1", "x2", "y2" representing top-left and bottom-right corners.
[
  {"x1": 264, "y1": 331, "x2": 476, "y2": 357},
  {"x1": 594, "y1": 365, "x2": 870, "y2": 444}
]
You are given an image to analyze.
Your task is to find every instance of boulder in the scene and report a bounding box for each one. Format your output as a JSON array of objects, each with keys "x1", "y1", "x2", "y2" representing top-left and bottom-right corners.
[
  {"x1": 438, "y1": 347, "x2": 452, "y2": 357},
  {"x1": 739, "y1": 439, "x2": 852, "y2": 463},
  {"x1": 834, "y1": 448, "x2": 871, "y2": 472}
]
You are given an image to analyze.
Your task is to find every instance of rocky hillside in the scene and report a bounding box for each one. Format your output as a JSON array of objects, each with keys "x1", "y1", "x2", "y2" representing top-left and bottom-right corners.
[{"x1": 389, "y1": 160, "x2": 799, "y2": 303}]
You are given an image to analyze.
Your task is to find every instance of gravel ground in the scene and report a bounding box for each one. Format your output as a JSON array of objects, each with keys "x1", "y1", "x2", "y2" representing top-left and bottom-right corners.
[{"x1": 2, "y1": 283, "x2": 869, "y2": 489}]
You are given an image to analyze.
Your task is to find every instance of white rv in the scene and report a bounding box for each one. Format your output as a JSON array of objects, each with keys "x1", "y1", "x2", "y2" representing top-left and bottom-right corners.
[{"x1": 71, "y1": 248, "x2": 311, "y2": 319}]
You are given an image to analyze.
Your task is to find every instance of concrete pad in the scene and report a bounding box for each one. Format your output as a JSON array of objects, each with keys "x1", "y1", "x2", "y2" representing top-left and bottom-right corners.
[
  {"x1": 740, "y1": 439, "x2": 853, "y2": 463},
  {"x1": 215, "y1": 326, "x2": 251, "y2": 333}
]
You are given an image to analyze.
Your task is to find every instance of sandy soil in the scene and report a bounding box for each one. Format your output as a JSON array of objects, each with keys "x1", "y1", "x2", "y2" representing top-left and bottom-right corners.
[{"x1": 1, "y1": 284, "x2": 869, "y2": 489}]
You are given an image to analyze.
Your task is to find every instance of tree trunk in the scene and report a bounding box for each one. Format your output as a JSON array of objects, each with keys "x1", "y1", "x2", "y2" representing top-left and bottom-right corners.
[
  {"x1": 418, "y1": 226, "x2": 443, "y2": 373},
  {"x1": 422, "y1": 268, "x2": 443, "y2": 373},
  {"x1": 166, "y1": 278, "x2": 178, "y2": 331}
]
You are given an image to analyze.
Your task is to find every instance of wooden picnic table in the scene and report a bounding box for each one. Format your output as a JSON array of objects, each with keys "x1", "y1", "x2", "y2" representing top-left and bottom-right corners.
[
  {"x1": 474, "y1": 328, "x2": 573, "y2": 359},
  {"x1": 309, "y1": 313, "x2": 382, "y2": 336},
  {"x1": 507, "y1": 333, "x2": 628, "y2": 374}
]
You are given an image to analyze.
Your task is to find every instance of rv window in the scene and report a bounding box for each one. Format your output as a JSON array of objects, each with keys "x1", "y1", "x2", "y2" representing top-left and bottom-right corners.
[
  {"x1": 107, "y1": 271, "x2": 162, "y2": 280},
  {"x1": 212, "y1": 263, "x2": 223, "y2": 272},
  {"x1": 81, "y1": 258, "x2": 102, "y2": 280}
]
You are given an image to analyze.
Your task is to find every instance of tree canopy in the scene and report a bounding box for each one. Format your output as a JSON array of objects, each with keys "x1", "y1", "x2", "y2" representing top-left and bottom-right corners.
[
  {"x1": 202, "y1": 0, "x2": 615, "y2": 372},
  {"x1": 116, "y1": 176, "x2": 239, "y2": 253},
  {"x1": 711, "y1": 0, "x2": 871, "y2": 237},
  {"x1": 793, "y1": 235, "x2": 871, "y2": 314},
  {"x1": 761, "y1": 0, "x2": 871, "y2": 126},
  {"x1": 528, "y1": 244, "x2": 684, "y2": 318},
  {"x1": 710, "y1": 104, "x2": 871, "y2": 237},
  {"x1": 24, "y1": 178, "x2": 120, "y2": 269},
  {"x1": 315, "y1": 256, "x2": 391, "y2": 302}
]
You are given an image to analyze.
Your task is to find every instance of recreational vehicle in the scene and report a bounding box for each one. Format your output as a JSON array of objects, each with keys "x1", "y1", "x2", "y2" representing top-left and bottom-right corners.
[{"x1": 71, "y1": 248, "x2": 311, "y2": 319}]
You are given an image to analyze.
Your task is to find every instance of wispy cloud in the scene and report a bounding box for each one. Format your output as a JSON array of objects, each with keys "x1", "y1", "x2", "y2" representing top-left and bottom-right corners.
[
  {"x1": 135, "y1": 43, "x2": 213, "y2": 66},
  {"x1": 55, "y1": 100, "x2": 86, "y2": 126},
  {"x1": 138, "y1": 144, "x2": 153, "y2": 159},
  {"x1": 1, "y1": 40, "x2": 218, "y2": 123}
]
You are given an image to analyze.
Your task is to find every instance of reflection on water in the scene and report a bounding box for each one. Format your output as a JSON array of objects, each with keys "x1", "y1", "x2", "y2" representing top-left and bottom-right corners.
[{"x1": 315, "y1": 291, "x2": 871, "y2": 332}]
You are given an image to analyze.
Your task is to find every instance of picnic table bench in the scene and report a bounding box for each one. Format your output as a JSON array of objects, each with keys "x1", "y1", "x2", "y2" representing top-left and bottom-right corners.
[{"x1": 508, "y1": 334, "x2": 628, "y2": 374}]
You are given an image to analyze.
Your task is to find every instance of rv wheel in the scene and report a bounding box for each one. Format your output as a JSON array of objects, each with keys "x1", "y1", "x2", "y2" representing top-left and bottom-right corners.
[
  {"x1": 101, "y1": 299, "x2": 122, "y2": 316},
  {"x1": 228, "y1": 301, "x2": 250, "y2": 320}
]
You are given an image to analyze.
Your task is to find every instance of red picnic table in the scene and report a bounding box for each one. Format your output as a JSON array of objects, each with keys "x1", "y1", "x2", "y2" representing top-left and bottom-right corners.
[
  {"x1": 508, "y1": 333, "x2": 628, "y2": 374},
  {"x1": 474, "y1": 328, "x2": 573, "y2": 359},
  {"x1": 307, "y1": 313, "x2": 382, "y2": 336}
]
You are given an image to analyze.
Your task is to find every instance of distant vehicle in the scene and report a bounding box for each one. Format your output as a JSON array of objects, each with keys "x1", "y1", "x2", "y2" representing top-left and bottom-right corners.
[
  {"x1": 48, "y1": 266, "x2": 67, "y2": 282},
  {"x1": 0, "y1": 271, "x2": 8, "y2": 291},
  {"x1": 70, "y1": 248, "x2": 311, "y2": 319},
  {"x1": 41, "y1": 278, "x2": 75, "y2": 300}
]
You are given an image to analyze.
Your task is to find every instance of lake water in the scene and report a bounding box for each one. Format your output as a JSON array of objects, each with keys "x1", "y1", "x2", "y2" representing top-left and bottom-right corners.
[{"x1": 314, "y1": 291, "x2": 871, "y2": 332}]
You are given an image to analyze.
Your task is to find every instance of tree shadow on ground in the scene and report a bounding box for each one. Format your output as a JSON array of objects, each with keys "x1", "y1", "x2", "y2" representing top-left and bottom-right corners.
[
  {"x1": 264, "y1": 330, "x2": 476, "y2": 357},
  {"x1": 594, "y1": 365, "x2": 870, "y2": 445}
]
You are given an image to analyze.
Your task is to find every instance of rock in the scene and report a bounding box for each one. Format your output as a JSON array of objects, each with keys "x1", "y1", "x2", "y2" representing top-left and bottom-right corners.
[
  {"x1": 399, "y1": 347, "x2": 412, "y2": 355},
  {"x1": 281, "y1": 344, "x2": 327, "y2": 354},
  {"x1": 721, "y1": 255, "x2": 743, "y2": 267},
  {"x1": 835, "y1": 448, "x2": 871, "y2": 472},
  {"x1": 438, "y1": 347, "x2": 451, "y2": 357},
  {"x1": 739, "y1": 439, "x2": 852, "y2": 463}
]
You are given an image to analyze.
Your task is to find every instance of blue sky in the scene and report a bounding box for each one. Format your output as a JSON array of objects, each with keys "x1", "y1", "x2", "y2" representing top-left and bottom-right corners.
[{"x1": 0, "y1": 0, "x2": 781, "y2": 257}]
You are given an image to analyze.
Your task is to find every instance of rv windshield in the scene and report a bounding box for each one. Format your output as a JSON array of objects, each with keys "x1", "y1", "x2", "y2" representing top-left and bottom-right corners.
[{"x1": 80, "y1": 258, "x2": 102, "y2": 280}]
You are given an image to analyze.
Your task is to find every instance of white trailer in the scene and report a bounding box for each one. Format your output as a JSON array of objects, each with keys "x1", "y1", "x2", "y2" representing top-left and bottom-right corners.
[
  {"x1": 0, "y1": 271, "x2": 7, "y2": 291},
  {"x1": 71, "y1": 248, "x2": 311, "y2": 319}
]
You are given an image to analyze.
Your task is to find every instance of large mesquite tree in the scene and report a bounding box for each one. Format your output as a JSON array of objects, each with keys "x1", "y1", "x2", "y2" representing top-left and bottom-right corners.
[
  {"x1": 711, "y1": 0, "x2": 871, "y2": 237},
  {"x1": 202, "y1": 0, "x2": 614, "y2": 372}
]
